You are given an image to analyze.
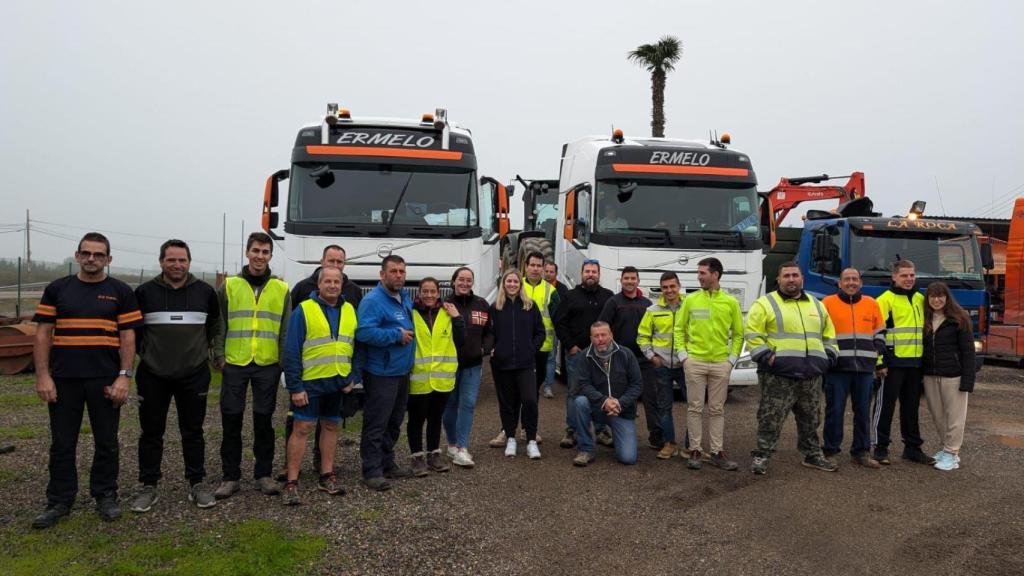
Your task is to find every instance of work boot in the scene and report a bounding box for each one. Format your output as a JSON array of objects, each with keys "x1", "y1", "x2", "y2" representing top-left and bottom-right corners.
[
  {"x1": 573, "y1": 451, "x2": 595, "y2": 467},
  {"x1": 31, "y1": 503, "x2": 70, "y2": 529},
  {"x1": 410, "y1": 453, "x2": 429, "y2": 477},
  {"x1": 213, "y1": 480, "x2": 241, "y2": 500},
  {"x1": 559, "y1": 429, "x2": 577, "y2": 448},
  {"x1": 256, "y1": 477, "x2": 281, "y2": 495},
  {"x1": 802, "y1": 454, "x2": 839, "y2": 472},
  {"x1": 95, "y1": 495, "x2": 121, "y2": 522},
  {"x1": 427, "y1": 450, "x2": 450, "y2": 473},
  {"x1": 281, "y1": 481, "x2": 301, "y2": 506},
  {"x1": 708, "y1": 451, "x2": 739, "y2": 471},
  {"x1": 902, "y1": 448, "x2": 936, "y2": 465},
  {"x1": 317, "y1": 473, "x2": 346, "y2": 496},
  {"x1": 363, "y1": 477, "x2": 391, "y2": 492},
  {"x1": 851, "y1": 452, "x2": 882, "y2": 469},
  {"x1": 489, "y1": 429, "x2": 507, "y2": 448},
  {"x1": 750, "y1": 455, "x2": 769, "y2": 475},
  {"x1": 130, "y1": 485, "x2": 159, "y2": 513},
  {"x1": 384, "y1": 465, "x2": 415, "y2": 480},
  {"x1": 596, "y1": 428, "x2": 614, "y2": 447},
  {"x1": 657, "y1": 442, "x2": 676, "y2": 460},
  {"x1": 189, "y1": 482, "x2": 217, "y2": 508},
  {"x1": 686, "y1": 450, "x2": 703, "y2": 470}
]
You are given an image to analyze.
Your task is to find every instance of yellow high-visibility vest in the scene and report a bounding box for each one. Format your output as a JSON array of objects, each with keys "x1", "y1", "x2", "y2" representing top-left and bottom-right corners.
[
  {"x1": 410, "y1": 309, "x2": 458, "y2": 394},
  {"x1": 523, "y1": 279, "x2": 553, "y2": 352},
  {"x1": 224, "y1": 276, "x2": 288, "y2": 366},
  {"x1": 876, "y1": 290, "x2": 925, "y2": 361},
  {"x1": 300, "y1": 298, "x2": 357, "y2": 381}
]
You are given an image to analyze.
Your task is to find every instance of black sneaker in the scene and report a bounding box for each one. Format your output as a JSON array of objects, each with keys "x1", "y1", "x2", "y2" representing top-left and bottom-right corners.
[
  {"x1": 708, "y1": 451, "x2": 739, "y2": 471},
  {"x1": 802, "y1": 455, "x2": 839, "y2": 472},
  {"x1": 750, "y1": 455, "x2": 769, "y2": 475},
  {"x1": 384, "y1": 466, "x2": 415, "y2": 480},
  {"x1": 902, "y1": 448, "x2": 936, "y2": 465},
  {"x1": 686, "y1": 450, "x2": 703, "y2": 470},
  {"x1": 363, "y1": 477, "x2": 391, "y2": 492},
  {"x1": 873, "y1": 448, "x2": 891, "y2": 466},
  {"x1": 95, "y1": 495, "x2": 121, "y2": 522},
  {"x1": 31, "y1": 503, "x2": 70, "y2": 529}
]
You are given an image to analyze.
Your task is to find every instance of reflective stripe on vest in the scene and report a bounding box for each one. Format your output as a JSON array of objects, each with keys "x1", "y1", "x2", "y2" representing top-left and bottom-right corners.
[
  {"x1": 300, "y1": 299, "x2": 357, "y2": 381},
  {"x1": 410, "y1": 309, "x2": 458, "y2": 394},
  {"x1": 758, "y1": 292, "x2": 835, "y2": 361},
  {"x1": 523, "y1": 280, "x2": 554, "y2": 352},
  {"x1": 224, "y1": 276, "x2": 288, "y2": 366},
  {"x1": 639, "y1": 298, "x2": 682, "y2": 366}
]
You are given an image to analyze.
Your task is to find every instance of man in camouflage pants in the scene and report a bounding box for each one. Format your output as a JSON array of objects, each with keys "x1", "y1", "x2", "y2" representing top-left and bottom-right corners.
[{"x1": 745, "y1": 262, "x2": 839, "y2": 475}]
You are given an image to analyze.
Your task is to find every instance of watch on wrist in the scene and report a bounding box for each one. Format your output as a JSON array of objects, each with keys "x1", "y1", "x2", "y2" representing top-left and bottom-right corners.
[{"x1": 118, "y1": 369, "x2": 134, "y2": 378}]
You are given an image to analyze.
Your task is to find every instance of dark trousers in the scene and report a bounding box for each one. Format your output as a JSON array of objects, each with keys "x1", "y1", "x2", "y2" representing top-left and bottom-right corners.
[
  {"x1": 639, "y1": 361, "x2": 663, "y2": 445},
  {"x1": 752, "y1": 373, "x2": 824, "y2": 460},
  {"x1": 219, "y1": 363, "x2": 280, "y2": 481},
  {"x1": 284, "y1": 414, "x2": 322, "y2": 471},
  {"x1": 407, "y1": 391, "x2": 451, "y2": 453},
  {"x1": 534, "y1": 351, "x2": 549, "y2": 393},
  {"x1": 360, "y1": 373, "x2": 409, "y2": 480},
  {"x1": 47, "y1": 377, "x2": 120, "y2": 507},
  {"x1": 873, "y1": 366, "x2": 924, "y2": 452},
  {"x1": 137, "y1": 363, "x2": 210, "y2": 486},
  {"x1": 823, "y1": 371, "x2": 874, "y2": 455},
  {"x1": 493, "y1": 366, "x2": 538, "y2": 441}
]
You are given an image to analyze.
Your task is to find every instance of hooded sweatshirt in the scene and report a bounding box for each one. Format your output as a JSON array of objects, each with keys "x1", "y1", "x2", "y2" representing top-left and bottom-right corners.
[
  {"x1": 446, "y1": 290, "x2": 489, "y2": 367},
  {"x1": 135, "y1": 273, "x2": 222, "y2": 378}
]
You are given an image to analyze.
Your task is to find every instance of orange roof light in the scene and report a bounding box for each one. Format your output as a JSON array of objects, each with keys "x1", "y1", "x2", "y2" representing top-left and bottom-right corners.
[
  {"x1": 612, "y1": 128, "x2": 624, "y2": 143},
  {"x1": 339, "y1": 108, "x2": 351, "y2": 119},
  {"x1": 721, "y1": 132, "x2": 731, "y2": 144},
  {"x1": 422, "y1": 113, "x2": 434, "y2": 123}
]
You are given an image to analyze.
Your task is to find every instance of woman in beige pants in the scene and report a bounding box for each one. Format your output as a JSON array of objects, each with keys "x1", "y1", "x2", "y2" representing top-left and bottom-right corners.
[{"x1": 921, "y1": 282, "x2": 975, "y2": 472}]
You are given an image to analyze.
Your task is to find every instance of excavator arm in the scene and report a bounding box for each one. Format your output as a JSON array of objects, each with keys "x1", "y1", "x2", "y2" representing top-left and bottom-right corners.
[{"x1": 767, "y1": 171, "x2": 865, "y2": 227}]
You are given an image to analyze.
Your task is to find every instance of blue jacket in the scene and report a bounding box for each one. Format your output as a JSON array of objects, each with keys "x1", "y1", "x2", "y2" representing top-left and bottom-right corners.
[
  {"x1": 284, "y1": 291, "x2": 361, "y2": 394},
  {"x1": 355, "y1": 282, "x2": 415, "y2": 377}
]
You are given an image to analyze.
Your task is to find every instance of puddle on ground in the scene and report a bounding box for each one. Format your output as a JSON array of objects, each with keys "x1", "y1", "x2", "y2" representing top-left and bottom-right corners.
[{"x1": 990, "y1": 434, "x2": 1024, "y2": 448}]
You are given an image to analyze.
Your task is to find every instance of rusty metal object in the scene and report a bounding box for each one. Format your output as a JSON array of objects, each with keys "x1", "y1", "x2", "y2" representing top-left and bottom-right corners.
[{"x1": 0, "y1": 320, "x2": 36, "y2": 375}]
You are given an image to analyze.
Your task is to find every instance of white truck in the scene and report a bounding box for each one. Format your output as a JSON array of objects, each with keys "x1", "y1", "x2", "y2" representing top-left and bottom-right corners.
[
  {"x1": 554, "y1": 129, "x2": 763, "y2": 384},
  {"x1": 261, "y1": 104, "x2": 510, "y2": 301}
]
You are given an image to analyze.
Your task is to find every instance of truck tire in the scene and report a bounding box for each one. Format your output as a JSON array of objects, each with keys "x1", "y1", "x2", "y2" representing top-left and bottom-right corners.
[{"x1": 517, "y1": 236, "x2": 554, "y2": 270}]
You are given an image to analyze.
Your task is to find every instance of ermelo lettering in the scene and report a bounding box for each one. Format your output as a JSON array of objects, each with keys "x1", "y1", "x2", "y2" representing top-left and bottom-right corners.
[
  {"x1": 336, "y1": 132, "x2": 436, "y2": 148},
  {"x1": 648, "y1": 151, "x2": 712, "y2": 166}
]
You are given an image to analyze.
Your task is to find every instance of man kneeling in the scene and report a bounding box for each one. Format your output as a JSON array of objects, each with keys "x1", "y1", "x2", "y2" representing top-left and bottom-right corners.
[
  {"x1": 570, "y1": 321, "x2": 643, "y2": 466},
  {"x1": 282, "y1": 267, "x2": 359, "y2": 504}
]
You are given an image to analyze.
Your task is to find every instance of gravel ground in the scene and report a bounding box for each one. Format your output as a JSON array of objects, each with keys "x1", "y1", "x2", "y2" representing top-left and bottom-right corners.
[{"x1": 1, "y1": 365, "x2": 1022, "y2": 575}]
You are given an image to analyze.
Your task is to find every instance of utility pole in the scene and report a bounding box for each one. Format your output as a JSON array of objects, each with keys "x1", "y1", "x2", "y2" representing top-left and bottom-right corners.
[
  {"x1": 25, "y1": 209, "x2": 31, "y2": 270},
  {"x1": 240, "y1": 219, "x2": 245, "y2": 265},
  {"x1": 221, "y1": 212, "x2": 227, "y2": 273}
]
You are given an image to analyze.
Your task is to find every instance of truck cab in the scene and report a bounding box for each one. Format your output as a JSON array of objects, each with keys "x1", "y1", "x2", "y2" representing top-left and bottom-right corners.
[{"x1": 262, "y1": 105, "x2": 508, "y2": 301}]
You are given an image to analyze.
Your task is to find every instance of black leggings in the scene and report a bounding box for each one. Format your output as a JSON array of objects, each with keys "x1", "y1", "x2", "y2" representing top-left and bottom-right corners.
[
  {"x1": 494, "y1": 366, "x2": 538, "y2": 441},
  {"x1": 407, "y1": 391, "x2": 451, "y2": 453}
]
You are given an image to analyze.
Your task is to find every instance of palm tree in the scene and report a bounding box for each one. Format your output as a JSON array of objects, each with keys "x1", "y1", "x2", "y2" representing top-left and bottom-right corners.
[{"x1": 627, "y1": 36, "x2": 682, "y2": 137}]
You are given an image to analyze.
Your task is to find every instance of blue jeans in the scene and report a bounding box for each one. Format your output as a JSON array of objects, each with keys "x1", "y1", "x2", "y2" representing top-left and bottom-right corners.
[
  {"x1": 442, "y1": 365, "x2": 482, "y2": 449},
  {"x1": 654, "y1": 365, "x2": 683, "y2": 444},
  {"x1": 564, "y1": 350, "x2": 583, "y2": 430},
  {"x1": 824, "y1": 371, "x2": 874, "y2": 455},
  {"x1": 544, "y1": 336, "x2": 558, "y2": 388},
  {"x1": 570, "y1": 396, "x2": 637, "y2": 464}
]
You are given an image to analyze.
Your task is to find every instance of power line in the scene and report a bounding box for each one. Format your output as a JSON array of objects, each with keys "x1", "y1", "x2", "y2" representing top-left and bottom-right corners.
[
  {"x1": 30, "y1": 227, "x2": 224, "y2": 268},
  {"x1": 30, "y1": 218, "x2": 243, "y2": 247}
]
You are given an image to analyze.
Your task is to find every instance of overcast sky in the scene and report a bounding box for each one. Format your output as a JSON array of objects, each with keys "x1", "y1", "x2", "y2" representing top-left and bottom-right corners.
[{"x1": 1, "y1": 0, "x2": 1020, "y2": 273}]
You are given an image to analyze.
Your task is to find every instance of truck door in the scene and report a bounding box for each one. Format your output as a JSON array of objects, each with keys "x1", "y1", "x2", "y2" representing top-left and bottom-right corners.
[
  {"x1": 561, "y1": 183, "x2": 592, "y2": 286},
  {"x1": 478, "y1": 177, "x2": 508, "y2": 301}
]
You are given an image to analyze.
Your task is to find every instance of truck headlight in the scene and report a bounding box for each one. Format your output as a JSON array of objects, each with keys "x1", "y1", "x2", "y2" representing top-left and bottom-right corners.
[
  {"x1": 735, "y1": 356, "x2": 756, "y2": 370},
  {"x1": 974, "y1": 340, "x2": 983, "y2": 353}
]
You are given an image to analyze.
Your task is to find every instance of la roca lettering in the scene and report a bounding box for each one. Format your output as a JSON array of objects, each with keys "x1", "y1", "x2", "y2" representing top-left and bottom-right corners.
[
  {"x1": 648, "y1": 151, "x2": 711, "y2": 166},
  {"x1": 336, "y1": 132, "x2": 436, "y2": 148}
]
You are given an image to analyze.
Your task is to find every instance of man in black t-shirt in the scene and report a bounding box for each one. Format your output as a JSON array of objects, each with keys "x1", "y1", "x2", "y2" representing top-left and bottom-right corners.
[{"x1": 31, "y1": 233, "x2": 144, "y2": 529}]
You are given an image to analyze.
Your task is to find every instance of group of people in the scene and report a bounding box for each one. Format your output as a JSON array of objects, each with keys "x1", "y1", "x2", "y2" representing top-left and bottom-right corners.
[{"x1": 27, "y1": 232, "x2": 976, "y2": 529}]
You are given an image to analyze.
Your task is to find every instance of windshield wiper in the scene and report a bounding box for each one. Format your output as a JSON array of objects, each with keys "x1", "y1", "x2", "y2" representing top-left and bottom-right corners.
[
  {"x1": 623, "y1": 227, "x2": 673, "y2": 246},
  {"x1": 383, "y1": 173, "x2": 415, "y2": 235},
  {"x1": 687, "y1": 228, "x2": 746, "y2": 247}
]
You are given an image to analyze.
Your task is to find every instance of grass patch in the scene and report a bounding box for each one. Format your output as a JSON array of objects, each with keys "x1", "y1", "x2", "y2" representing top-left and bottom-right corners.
[
  {"x1": 0, "y1": 425, "x2": 43, "y2": 440},
  {"x1": 0, "y1": 374, "x2": 34, "y2": 388},
  {"x1": 0, "y1": 517, "x2": 326, "y2": 575},
  {"x1": 353, "y1": 507, "x2": 383, "y2": 522},
  {"x1": 0, "y1": 392, "x2": 41, "y2": 409}
]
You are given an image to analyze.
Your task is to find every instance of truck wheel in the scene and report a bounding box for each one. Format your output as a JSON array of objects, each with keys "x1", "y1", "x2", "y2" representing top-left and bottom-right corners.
[{"x1": 517, "y1": 236, "x2": 554, "y2": 269}]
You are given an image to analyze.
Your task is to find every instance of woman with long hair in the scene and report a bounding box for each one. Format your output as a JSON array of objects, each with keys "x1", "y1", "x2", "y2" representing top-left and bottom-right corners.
[
  {"x1": 921, "y1": 282, "x2": 975, "y2": 471},
  {"x1": 406, "y1": 278, "x2": 465, "y2": 476},
  {"x1": 442, "y1": 267, "x2": 489, "y2": 467},
  {"x1": 482, "y1": 269, "x2": 546, "y2": 459}
]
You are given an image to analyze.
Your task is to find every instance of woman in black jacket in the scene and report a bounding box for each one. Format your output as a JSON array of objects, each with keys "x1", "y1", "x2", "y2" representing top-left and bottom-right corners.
[
  {"x1": 482, "y1": 269, "x2": 545, "y2": 459},
  {"x1": 442, "y1": 267, "x2": 490, "y2": 468},
  {"x1": 922, "y1": 282, "x2": 975, "y2": 472}
]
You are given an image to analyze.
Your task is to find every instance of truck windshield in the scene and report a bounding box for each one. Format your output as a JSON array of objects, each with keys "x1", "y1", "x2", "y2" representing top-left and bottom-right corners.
[
  {"x1": 288, "y1": 163, "x2": 478, "y2": 227},
  {"x1": 850, "y1": 230, "x2": 983, "y2": 280},
  {"x1": 594, "y1": 180, "x2": 760, "y2": 239}
]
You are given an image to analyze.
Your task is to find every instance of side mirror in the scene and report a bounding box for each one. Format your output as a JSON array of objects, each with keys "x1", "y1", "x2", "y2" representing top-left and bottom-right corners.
[
  {"x1": 262, "y1": 169, "x2": 289, "y2": 241},
  {"x1": 981, "y1": 242, "x2": 995, "y2": 271}
]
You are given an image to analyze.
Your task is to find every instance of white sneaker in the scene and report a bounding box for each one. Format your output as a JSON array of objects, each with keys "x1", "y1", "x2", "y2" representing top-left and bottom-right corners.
[
  {"x1": 504, "y1": 438, "x2": 518, "y2": 458},
  {"x1": 446, "y1": 445, "x2": 459, "y2": 459},
  {"x1": 934, "y1": 450, "x2": 960, "y2": 471},
  {"x1": 453, "y1": 448, "x2": 475, "y2": 468},
  {"x1": 527, "y1": 440, "x2": 541, "y2": 460}
]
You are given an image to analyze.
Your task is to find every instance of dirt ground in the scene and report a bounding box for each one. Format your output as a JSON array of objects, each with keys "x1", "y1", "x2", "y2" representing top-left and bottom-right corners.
[{"x1": 1, "y1": 364, "x2": 1022, "y2": 575}]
